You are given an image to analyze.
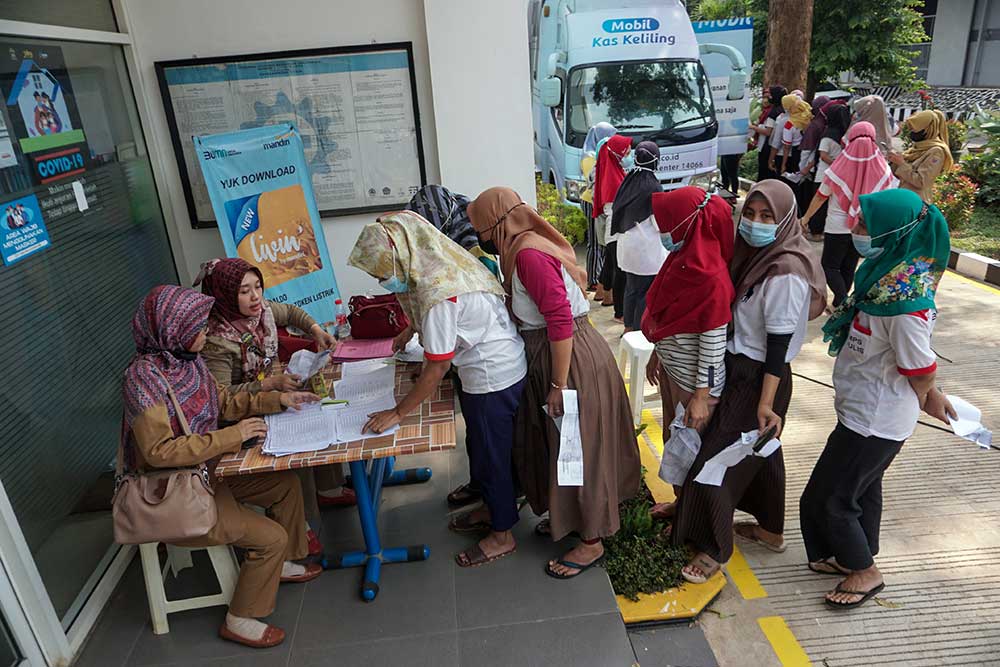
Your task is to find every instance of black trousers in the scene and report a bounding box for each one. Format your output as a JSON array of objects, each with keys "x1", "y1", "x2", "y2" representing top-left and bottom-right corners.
[
  {"x1": 799, "y1": 422, "x2": 904, "y2": 571},
  {"x1": 822, "y1": 233, "x2": 860, "y2": 307},
  {"x1": 756, "y1": 147, "x2": 774, "y2": 181},
  {"x1": 599, "y1": 241, "x2": 626, "y2": 319},
  {"x1": 720, "y1": 154, "x2": 742, "y2": 193},
  {"x1": 623, "y1": 272, "x2": 655, "y2": 330}
]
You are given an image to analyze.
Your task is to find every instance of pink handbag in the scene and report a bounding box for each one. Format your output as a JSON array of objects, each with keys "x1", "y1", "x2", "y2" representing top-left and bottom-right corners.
[{"x1": 112, "y1": 372, "x2": 218, "y2": 545}]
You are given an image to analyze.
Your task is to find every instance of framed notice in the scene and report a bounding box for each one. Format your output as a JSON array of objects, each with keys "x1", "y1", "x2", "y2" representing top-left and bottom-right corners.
[{"x1": 155, "y1": 42, "x2": 426, "y2": 228}]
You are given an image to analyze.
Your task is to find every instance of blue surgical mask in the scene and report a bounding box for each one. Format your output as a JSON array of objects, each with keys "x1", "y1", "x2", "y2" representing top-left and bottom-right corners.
[
  {"x1": 851, "y1": 233, "x2": 884, "y2": 259},
  {"x1": 738, "y1": 217, "x2": 778, "y2": 247},
  {"x1": 379, "y1": 275, "x2": 409, "y2": 293},
  {"x1": 661, "y1": 233, "x2": 684, "y2": 252},
  {"x1": 620, "y1": 154, "x2": 635, "y2": 171}
]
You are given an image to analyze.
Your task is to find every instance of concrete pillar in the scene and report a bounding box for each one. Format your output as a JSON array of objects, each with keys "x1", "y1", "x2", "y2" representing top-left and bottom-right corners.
[{"x1": 926, "y1": 0, "x2": 976, "y2": 86}]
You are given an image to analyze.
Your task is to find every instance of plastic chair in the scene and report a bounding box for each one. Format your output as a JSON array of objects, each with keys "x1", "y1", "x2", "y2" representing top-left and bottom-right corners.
[
  {"x1": 139, "y1": 543, "x2": 240, "y2": 635},
  {"x1": 616, "y1": 330, "x2": 655, "y2": 426}
]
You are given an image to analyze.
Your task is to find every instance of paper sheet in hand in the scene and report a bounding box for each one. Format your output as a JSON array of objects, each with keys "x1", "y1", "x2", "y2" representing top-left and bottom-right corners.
[
  {"x1": 946, "y1": 395, "x2": 993, "y2": 449},
  {"x1": 658, "y1": 403, "x2": 702, "y2": 486},
  {"x1": 331, "y1": 338, "x2": 394, "y2": 362},
  {"x1": 396, "y1": 334, "x2": 425, "y2": 363},
  {"x1": 694, "y1": 430, "x2": 781, "y2": 486},
  {"x1": 286, "y1": 349, "x2": 330, "y2": 379},
  {"x1": 263, "y1": 403, "x2": 337, "y2": 456},
  {"x1": 546, "y1": 390, "x2": 583, "y2": 486}
]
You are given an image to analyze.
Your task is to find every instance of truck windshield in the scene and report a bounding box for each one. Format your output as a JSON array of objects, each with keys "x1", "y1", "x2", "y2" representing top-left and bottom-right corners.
[{"x1": 567, "y1": 60, "x2": 714, "y2": 146}]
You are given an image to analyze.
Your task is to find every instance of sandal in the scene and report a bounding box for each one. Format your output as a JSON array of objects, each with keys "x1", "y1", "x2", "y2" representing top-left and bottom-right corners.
[
  {"x1": 533, "y1": 518, "x2": 579, "y2": 539},
  {"x1": 681, "y1": 553, "x2": 722, "y2": 584},
  {"x1": 825, "y1": 581, "x2": 885, "y2": 609},
  {"x1": 280, "y1": 562, "x2": 322, "y2": 584},
  {"x1": 544, "y1": 554, "x2": 605, "y2": 579},
  {"x1": 219, "y1": 623, "x2": 285, "y2": 648},
  {"x1": 734, "y1": 523, "x2": 786, "y2": 553},
  {"x1": 809, "y1": 558, "x2": 852, "y2": 576},
  {"x1": 446, "y1": 482, "x2": 482, "y2": 508},
  {"x1": 448, "y1": 510, "x2": 490, "y2": 534},
  {"x1": 455, "y1": 542, "x2": 516, "y2": 568}
]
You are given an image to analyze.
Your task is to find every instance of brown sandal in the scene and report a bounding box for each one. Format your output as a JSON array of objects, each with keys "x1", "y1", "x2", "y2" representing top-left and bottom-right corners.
[
  {"x1": 681, "y1": 552, "x2": 722, "y2": 584},
  {"x1": 650, "y1": 502, "x2": 676, "y2": 520},
  {"x1": 446, "y1": 482, "x2": 482, "y2": 508},
  {"x1": 734, "y1": 523, "x2": 786, "y2": 553},
  {"x1": 219, "y1": 623, "x2": 285, "y2": 648},
  {"x1": 455, "y1": 542, "x2": 516, "y2": 568},
  {"x1": 280, "y1": 562, "x2": 322, "y2": 583},
  {"x1": 448, "y1": 510, "x2": 491, "y2": 534}
]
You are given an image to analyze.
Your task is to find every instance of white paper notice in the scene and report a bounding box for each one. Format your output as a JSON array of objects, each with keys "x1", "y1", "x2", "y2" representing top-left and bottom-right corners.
[
  {"x1": 331, "y1": 394, "x2": 399, "y2": 442},
  {"x1": 71, "y1": 181, "x2": 89, "y2": 212},
  {"x1": 658, "y1": 403, "x2": 702, "y2": 486},
  {"x1": 550, "y1": 390, "x2": 583, "y2": 487},
  {"x1": 263, "y1": 403, "x2": 337, "y2": 456},
  {"x1": 333, "y1": 364, "x2": 395, "y2": 402},
  {"x1": 341, "y1": 358, "x2": 393, "y2": 378},
  {"x1": 694, "y1": 430, "x2": 781, "y2": 487},
  {"x1": 946, "y1": 395, "x2": 993, "y2": 449},
  {"x1": 286, "y1": 349, "x2": 330, "y2": 380}
]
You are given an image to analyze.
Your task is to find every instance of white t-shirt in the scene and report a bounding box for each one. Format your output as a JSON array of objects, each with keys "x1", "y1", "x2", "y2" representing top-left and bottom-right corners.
[
  {"x1": 818, "y1": 180, "x2": 850, "y2": 234},
  {"x1": 617, "y1": 215, "x2": 668, "y2": 276},
  {"x1": 769, "y1": 113, "x2": 788, "y2": 150},
  {"x1": 511, "y1": 265, "x2": 590, "y2": 331},
  {"x1": 781, "y1": 121, "x2": 802, "y2": 148},
  {"x1": 728, "y1": 274, "x2": 811, "y2": 363},
  {"x1": 421, "y1": 291, "x2": 527, "y2": 394},
  {"x1": 815, "y1": 137, "x2": 842, "y2": 183},
  {"x1": 833, "y1": 310, "x2": 937, "y2": 441},
  {"x1": 602, "y1": 204, "x2": 620, "y2": 244}
]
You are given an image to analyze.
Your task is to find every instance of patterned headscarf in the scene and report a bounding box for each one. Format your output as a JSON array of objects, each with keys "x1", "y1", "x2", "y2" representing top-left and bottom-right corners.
[
  {"x1": 196, "y1": 257, "x2": 278, "y2": 380},
  {"x1": 348, "y1": 210, "x2": 504, "y2": 332},
  {"x1": 406, "y1": 185, "x2": 479, "y2": 250},
  {"x1": 822, "y1": 189, "x2": 950, "y2": 356},
  {"x1": 121, "y1": 286, "x2": 220, "y2": 468}
]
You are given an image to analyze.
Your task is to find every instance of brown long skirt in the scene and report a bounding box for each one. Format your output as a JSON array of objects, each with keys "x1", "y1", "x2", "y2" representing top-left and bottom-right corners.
[
  {"x1": 671, "y1": 352, "x2": 793, "y2": 563},
  {"x1": 515, "y1": 317, "x2": 641, "y2": 541}
]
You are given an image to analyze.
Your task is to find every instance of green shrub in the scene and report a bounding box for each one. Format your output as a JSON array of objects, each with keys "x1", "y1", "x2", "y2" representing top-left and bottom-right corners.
[
  {"x1": 535, "y1": 176, "x2": 587, "y2": 246},
  {"x1": 739, "y1": 150, "x2": 758, "y2": 181},
  {"x1": 933, "y1": 168, "x2": 978, "y2": 231},
  {"x1": 960, "y1": 121, "x2": 1000, "y2": 208}
]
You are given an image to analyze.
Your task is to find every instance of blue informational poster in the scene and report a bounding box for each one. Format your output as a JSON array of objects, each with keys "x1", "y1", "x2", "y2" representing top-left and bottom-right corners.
[
  {"x1": 694, "y1": 18, "x2": 755, "y2": 156},
  {"x1": 1, "y1": 193, "x2": 50, "y2": 265},
  {"x1": 196, "y1": 124, "x2": 340, "y2": 327}
]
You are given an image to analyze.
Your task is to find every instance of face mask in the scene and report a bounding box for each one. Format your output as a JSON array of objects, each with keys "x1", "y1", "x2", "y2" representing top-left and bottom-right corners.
[
  {"x1": 909, "y1": 129, "x2": 927, "y2": 142},
  {"x1": 851, "y1": 233, "x2": 884, "y2": 259},
  {"x1": 480, "y1": 238, "x2": 499, "y2": 255},
  {"x1": 738, "y1": 217, "x2": 778, "y2": 247},
  {"x1": 661, "y1": 234, "x2": 683, "y2": 252},
  {"x1": 379, "y1": 275, "x2": 409, "y2": 293},
  {"x1": 620, "y1": 153, "x2": 635, "y2": 171}
]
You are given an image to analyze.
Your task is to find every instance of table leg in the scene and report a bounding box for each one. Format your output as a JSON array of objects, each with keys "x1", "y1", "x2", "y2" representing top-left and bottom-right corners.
[{"x1": 383, "y1": 455, "x2": 433, "y2": 486}]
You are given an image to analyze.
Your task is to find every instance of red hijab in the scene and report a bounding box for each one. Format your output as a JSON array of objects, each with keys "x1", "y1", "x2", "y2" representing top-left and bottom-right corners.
[
  {"x1": 641, "y1": 187, "x2": 735, "y2": 342},
  {"x1": 592, "y1": 134, "x2": 632, "y2": 219}
]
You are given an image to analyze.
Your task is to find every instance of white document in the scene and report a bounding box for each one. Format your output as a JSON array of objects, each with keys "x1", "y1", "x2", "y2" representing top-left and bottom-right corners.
[
  {"x1": 263, "y1": 403, "x2": 338, "y2": 456},
  {"x1": 341, "y1": 358, "x2": 393, "y2": 378},
  {"x1": 547, "y1": 390, "x2": 583, "y2": 487},
  {"x1": 286, "y1": 349, "x2": 330, "y2": 379},
  {"x1": 71, "y1": 181, "x2": 89, "y2": 212},
  {"x1": 330, "y1": 394, "x2": 399, "y2": 442},
  {"x1": 333, "y1": 363, "x2": 396, "y2": 403},
  {"x1": 658, "y1": 404, "x2": 703, "y2": 487},
  {"x1": 694, "y1": 430, "x2": 782, "y2": 487},
  {"x1": 947, "y1": 395, "x2": 993, "y2": 449},
  {"x1": 396, "y1": 334, "x2": 425, "y2": 363}
]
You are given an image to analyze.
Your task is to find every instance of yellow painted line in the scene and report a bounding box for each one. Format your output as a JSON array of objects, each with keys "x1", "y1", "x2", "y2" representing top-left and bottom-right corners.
[
  {"x1": 758, "y1": 616, "x2": 811, "y2": 667},
  {"x1": 726, "y1": 545, "x2": 767, "y2": 600},
  {"x1": 642, "y1": 408, "x2": 665, "y2": 456},
  {"x1": 945, "y1": 268, "x2": 1000, "y2": 296}
]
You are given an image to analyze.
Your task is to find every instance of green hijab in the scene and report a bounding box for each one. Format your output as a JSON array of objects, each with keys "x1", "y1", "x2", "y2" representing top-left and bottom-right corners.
[{"x1": 822, "y1": 188, "x2": 950, "y2": 356}]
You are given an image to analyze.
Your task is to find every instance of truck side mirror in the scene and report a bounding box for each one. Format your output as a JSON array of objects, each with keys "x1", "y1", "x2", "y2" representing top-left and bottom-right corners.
[
  {"x1": 541, "y1": 77, "x2": 563, "y2": 108},
  {"x1": 727, "y1": 71, "x2": 747, "y2": 101}
]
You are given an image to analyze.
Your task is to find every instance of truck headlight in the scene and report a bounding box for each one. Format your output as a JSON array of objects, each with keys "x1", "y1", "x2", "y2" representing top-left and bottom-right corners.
[
  {"x1": 688, "y1": 168, "x2": 720, "y2": 191},
  {"x1": 564, "y1": 178, "x2": 585, "y2": 202}
]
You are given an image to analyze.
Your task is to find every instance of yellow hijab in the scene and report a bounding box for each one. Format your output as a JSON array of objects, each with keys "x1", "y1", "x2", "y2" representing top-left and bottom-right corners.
[
  {"x1": 903, "y1": 110, "x2": 954, "y2": 173},
  {"x1": 347, "y1": 210, "x2": 503, "y2": 333},
  {"x1": 782, "y1": 94, "x2": 813, "y2": 130}
]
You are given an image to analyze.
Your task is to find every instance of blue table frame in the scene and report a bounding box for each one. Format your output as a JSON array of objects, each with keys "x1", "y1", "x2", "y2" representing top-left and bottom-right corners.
[{"x1": 321, "y1": 456, "x2": 432, "y2": 601}]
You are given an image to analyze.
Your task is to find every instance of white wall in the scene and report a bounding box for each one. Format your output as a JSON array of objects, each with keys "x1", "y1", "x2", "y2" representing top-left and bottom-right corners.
[
  {"x1": 926, "y1": 0, "x2": 976, "y2": 86},
  {"x1": 423, "y1": 0, "x2": 537, "y2": 207},
  {"x1": 119, "y1": 0, "x2": 537, "y2": 299}
]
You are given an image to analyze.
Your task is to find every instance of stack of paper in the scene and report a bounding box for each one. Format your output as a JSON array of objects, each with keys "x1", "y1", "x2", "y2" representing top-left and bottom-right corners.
[
  {"x1": 263, "y1": 403, "x2": 338, "y2": 456},
  {"x1": 330, "y1": 338, "x2": 394, "y2": 362},
  {"x1": 286, "y1": 349, "x2": 330, "y2": 379}
]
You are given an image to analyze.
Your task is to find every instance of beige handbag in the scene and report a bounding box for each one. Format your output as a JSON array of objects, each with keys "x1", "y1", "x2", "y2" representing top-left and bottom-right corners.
[{"x1": 112, "y1": 372, "x2": 218, "y2": 545}]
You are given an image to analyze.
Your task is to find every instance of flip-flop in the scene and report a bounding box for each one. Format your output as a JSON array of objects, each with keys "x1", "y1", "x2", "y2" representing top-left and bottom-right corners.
[
  {"x1": 448, "y1": 511, "x2": 490, "y2": 533},
  {"x1": 544, "y1": 554, "x2": 605, "y2": 579},
  {"x1": 681, "y1": 552, "x2": 722, "y2": 584},
  {"x1": 455, "y1": 542, "x2": 516, "y2": 568},
  {"x1": 734, "y1": 523, "x2": 786, "y2": 553},
  {"x1": 825, "y1": 582, "x2": 885, "y2": 609},
  {"x1": 809, "y1": 559, "x2": 852, "y2": 576},
  {"x1": 446, "y1": 482, "x2": 482, "y2": 508}
]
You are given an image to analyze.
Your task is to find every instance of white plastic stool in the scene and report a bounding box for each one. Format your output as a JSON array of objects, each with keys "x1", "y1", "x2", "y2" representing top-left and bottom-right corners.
[
  {"x1": 617, "y1": 330, "x2": 656, "y2": 426},
  {"x1": 139, "y1": 543, "x2": 240, "y2": 635}
]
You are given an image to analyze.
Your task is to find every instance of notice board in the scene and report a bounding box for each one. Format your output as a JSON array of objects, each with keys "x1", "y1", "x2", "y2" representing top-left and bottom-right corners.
[{"x1": 155, "y1": 43, "x2": 426, "y2": 228}]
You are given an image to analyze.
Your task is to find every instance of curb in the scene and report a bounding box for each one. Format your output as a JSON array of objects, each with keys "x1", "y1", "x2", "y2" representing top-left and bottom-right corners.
[{"x1": 949, "y1": 249, "x2": 1000, "y2": 287}]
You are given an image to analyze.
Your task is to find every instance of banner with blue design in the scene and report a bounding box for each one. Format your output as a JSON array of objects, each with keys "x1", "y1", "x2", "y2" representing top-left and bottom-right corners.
[{"x1": 196, "y1": 124, "x2": 340, "y2": 327}]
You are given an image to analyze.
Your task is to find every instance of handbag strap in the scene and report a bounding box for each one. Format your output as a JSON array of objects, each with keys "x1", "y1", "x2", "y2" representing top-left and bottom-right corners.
[{"x1": 116, "y1": 367, "x2": 197, "y2": 479}]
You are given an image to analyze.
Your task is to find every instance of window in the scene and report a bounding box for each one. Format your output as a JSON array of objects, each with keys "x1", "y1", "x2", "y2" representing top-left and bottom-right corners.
[{"x1": 908, "y1": 0, "x2": 937, "y2": 80}]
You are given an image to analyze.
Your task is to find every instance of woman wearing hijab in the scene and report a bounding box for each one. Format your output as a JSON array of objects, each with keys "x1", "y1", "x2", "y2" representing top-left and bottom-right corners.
[
  {"x1": 348, "y1": 211, "x2": 527, "y2": 568},
  {"x1": 768, "y1": 89, "x2": 799, "y2": 178},
  {"x1": 852, "y1": 95, "x2": 896, "y2": 157},
  {"x1": 671, "y1": 180, "x2": 826, "y2": 584},
  {"x1": 468, "y1": 187, "x2": 641, "y2": 579},
  {"x1": 801, "y1": 121, "x2": 896, "y2": 307},
  {"x1": 777, "y1": 94, "x2": 812, "y2": 194},
  {"x1": 120, "y1": 286, "x2": 321, "y2": 648},
  {"x1": 752, "y1": 85, "x2": 786, "y2": 181},
  {"x1": 612, "y1": 140, "x2": 667, "y2": 332},
  {"x1": 801, "y1": 189, "x2": 955, "y2": 609},
  {"x1": 406, "y1": 184, "x2": 500, "y2": 279},
  {"x1": 794, "y1": 95, "x2": 830, "y2": 226},
  {"x1": 888, "y1": 110, "x2": 954, "y2": 202},
  {"x1": 803, "y1": 103, "x2": 852, "y2": 240},
  {"x1": 641, "y1": 187, "x2": 735, "y2": 519},
  {"x1": 594, "y1": 134, "x2": 633, "y2": 318},
  {"x1": 581, "y1": 122, "x2": 617, "y2": 298}
]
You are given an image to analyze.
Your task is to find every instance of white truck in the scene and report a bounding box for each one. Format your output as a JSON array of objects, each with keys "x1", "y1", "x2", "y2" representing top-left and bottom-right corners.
[{"x1": 528, "y1": 0, "x2": 750, "y2": 203}]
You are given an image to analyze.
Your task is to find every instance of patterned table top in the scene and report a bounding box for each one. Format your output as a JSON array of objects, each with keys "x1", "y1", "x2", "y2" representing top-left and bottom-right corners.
[{"x1": 216, "y1": 360, "x2": 456, "y2": 478}]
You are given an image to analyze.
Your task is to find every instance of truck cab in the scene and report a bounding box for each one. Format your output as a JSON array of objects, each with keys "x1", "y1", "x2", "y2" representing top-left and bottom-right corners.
[{"x1": 528, "y1": 0, "x2": 748, "y2": 203}]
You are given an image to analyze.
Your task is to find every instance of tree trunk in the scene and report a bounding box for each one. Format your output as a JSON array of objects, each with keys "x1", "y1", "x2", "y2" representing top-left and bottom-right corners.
[{"x1": 763, "y1": 0, "x2": 814, "y2": 96}]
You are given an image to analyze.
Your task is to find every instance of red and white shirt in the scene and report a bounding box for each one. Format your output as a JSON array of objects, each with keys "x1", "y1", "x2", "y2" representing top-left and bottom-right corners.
[
  {"x1": 833, "y1": 309, "x2": 938, "y2": 441},
  {"x1": 781, "y1": 121, "x2": 803, "y2": 148},
  {"x1": 421, "y1": 292, "x2": 527, "y2": 394}
]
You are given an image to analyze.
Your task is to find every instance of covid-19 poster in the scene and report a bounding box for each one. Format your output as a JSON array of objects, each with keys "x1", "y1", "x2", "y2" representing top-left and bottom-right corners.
[
  {"x1": 0, "y1": 42, "x2": 92, "y2": 184},
  {"x1": 196, "y1": 123, "x2": 340, "y2": 327},
  {"x1": 694, "y1": 19, "x2": 754, "y2": 157}
]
